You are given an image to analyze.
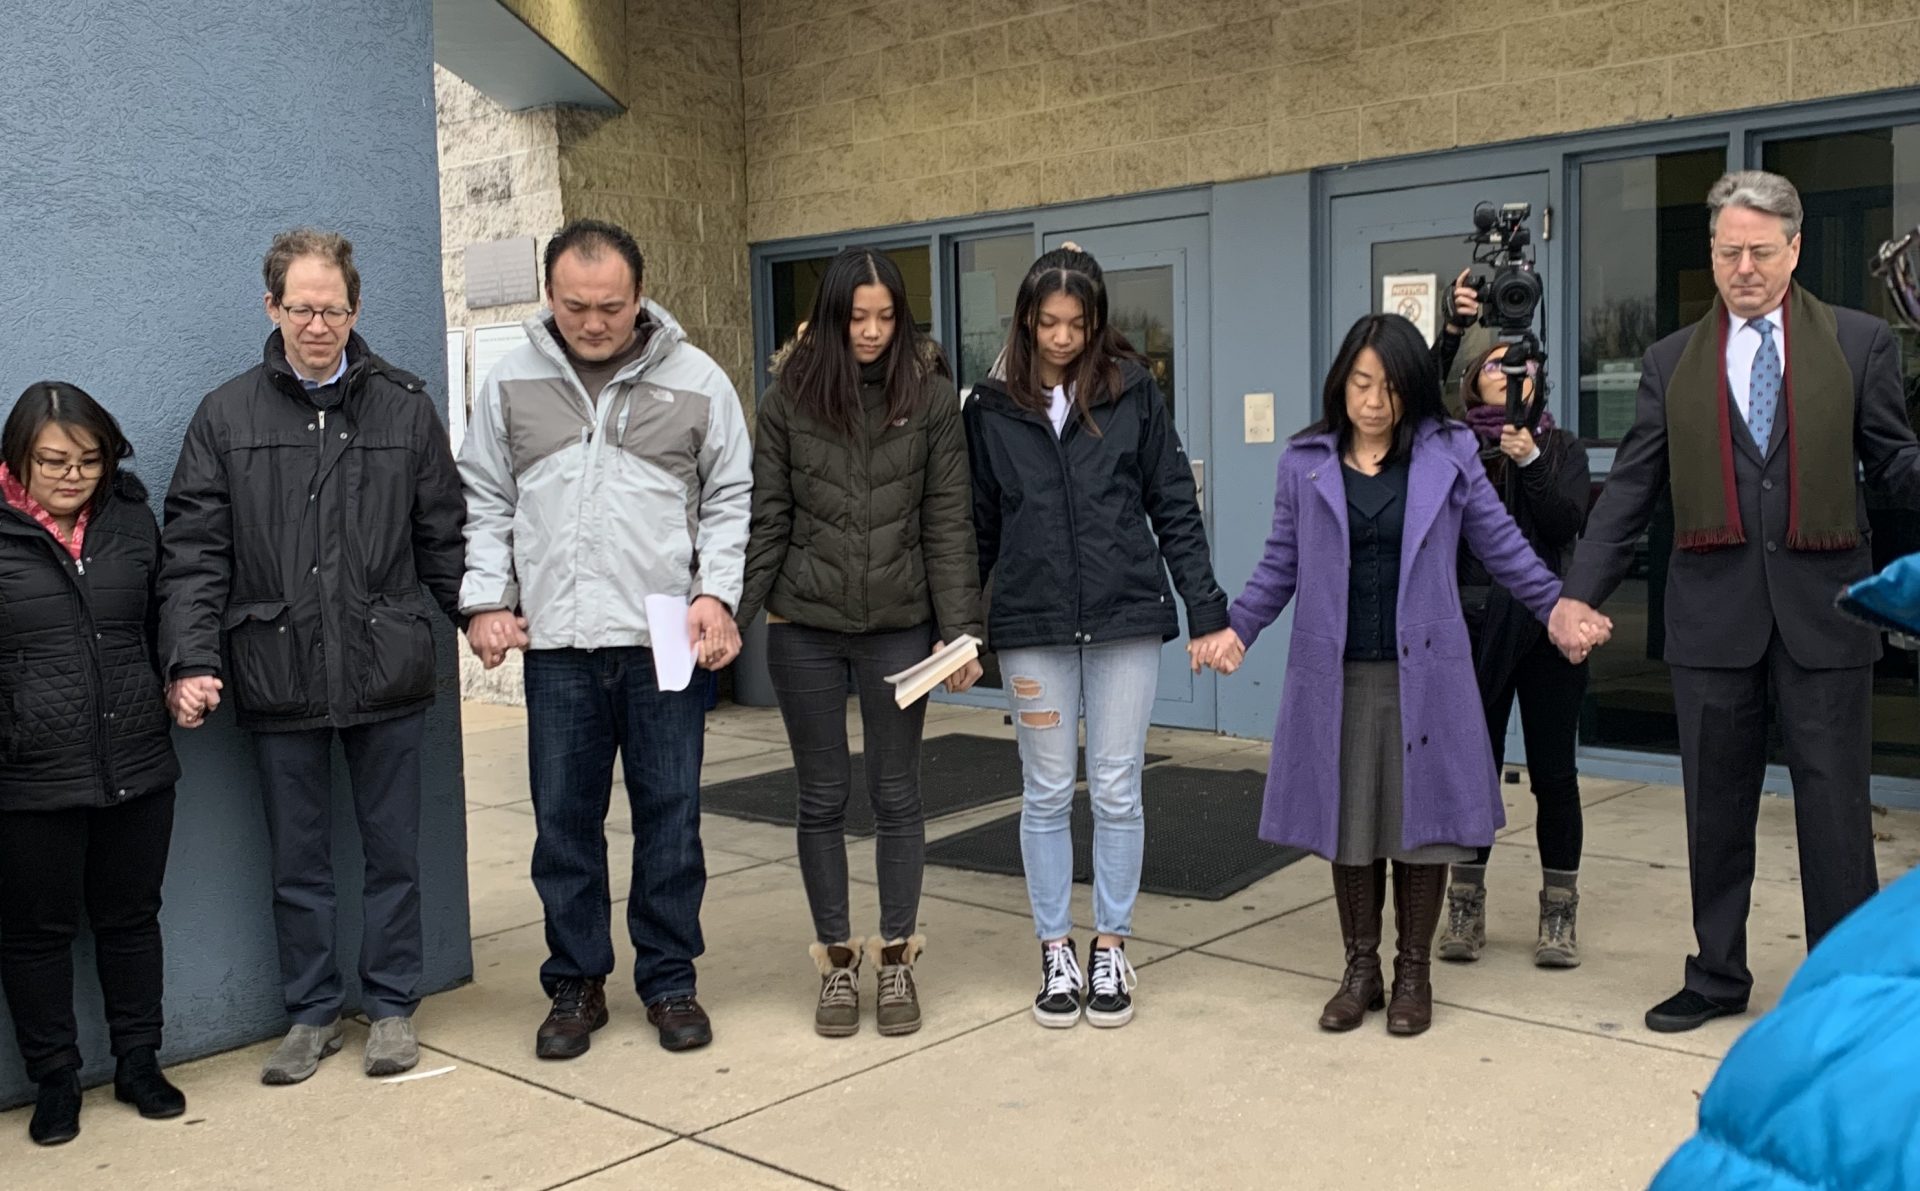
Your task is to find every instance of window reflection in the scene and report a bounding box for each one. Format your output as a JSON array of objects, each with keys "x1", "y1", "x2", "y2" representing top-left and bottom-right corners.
[{"x1": 953, "y1": 233, "x2": 1031, "y2": 393}]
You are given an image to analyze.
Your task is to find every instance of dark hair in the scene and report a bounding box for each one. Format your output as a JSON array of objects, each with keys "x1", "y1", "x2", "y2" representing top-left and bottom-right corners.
[
  {"x1": 264, "y1": 228, "x2": 361, "y2": 310},
  {"x1": 1460, "y1": 341, "x2": 1555, "y2": 488},
  {"x1": 1301, "y1": 313, "x2": 1447, "y2": 467},
  {"x1": 3, "y1": 381, "x2": 133, "y2": 517},
  {"x1": 1001, "y1": 247, "x2": 1144, "y2": 426},
  {"x1": 544, "y1": 219, "x2": 645, "y2": 291},
  {"x1": 780, "y1": 246, "x2": 942, "y2": 439}
]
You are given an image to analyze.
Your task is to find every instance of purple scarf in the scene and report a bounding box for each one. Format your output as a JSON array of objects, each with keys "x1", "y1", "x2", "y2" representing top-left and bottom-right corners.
[{"x1": 1464, "y1": 402, "x2": 1554, "y2": 442}]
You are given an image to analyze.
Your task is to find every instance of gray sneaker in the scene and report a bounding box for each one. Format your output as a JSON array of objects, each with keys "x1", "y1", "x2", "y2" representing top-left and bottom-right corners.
[
  {"x1": 364, "y1": 1016, "x2": 420, "y2": 1077},
  {"x1": 810, "y1": 941, "x2": 862, "y2": 1038},
  {"x1": 261, "y1": 1022, "x2": 345, "y2": 1085},
  {"x1": 1437, "y1": 883, "x2": 1487, "y2": 962},
  {"x1": 1535, "y1": 887, "x2": 1581, "y2": 968}
]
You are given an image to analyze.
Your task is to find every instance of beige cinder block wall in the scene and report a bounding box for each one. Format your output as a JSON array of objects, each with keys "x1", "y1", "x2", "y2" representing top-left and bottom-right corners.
[{"x1": 742, "y1": 0, "x2": 1920, "y2": 242}]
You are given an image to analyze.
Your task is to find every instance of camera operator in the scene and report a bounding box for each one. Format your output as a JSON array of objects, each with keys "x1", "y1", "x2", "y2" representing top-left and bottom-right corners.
[
  {"x1": 1431, "y1": 226, "x2": 1596, "y2": 971},
  {"x1": 1434, "y1": 268, "x2": 1488, "y2": 390}
]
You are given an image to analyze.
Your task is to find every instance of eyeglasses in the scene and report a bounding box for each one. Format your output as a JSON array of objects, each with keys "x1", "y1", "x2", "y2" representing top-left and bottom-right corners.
[
  {"x1": 32, "y1": 455, "x2": 104, "y2": 479},
  {"x1": 1482, "y1": 358, "x2": 1539, "y2": 377},
  {"x1": 279, "y1": 304, "x2": 355, "y2": 328},
  {"x1": 1712, "y1": 243, "x2": 1787, "y2": 266}
]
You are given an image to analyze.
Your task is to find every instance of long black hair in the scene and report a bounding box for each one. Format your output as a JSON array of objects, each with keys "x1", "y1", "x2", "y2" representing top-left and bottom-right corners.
[
  {"x1": 3, "y1": 381, "x2": 133, "y2": 518},
  {"x1": 1299, "y1": 313, "x2": 1448, "y2": 467},
  {"x1": 1001, "y1": 246, "x2": 1144, "y2": 426},
  {"x1": 780, "y1": 246, "x2": 943, "y2": 438}
]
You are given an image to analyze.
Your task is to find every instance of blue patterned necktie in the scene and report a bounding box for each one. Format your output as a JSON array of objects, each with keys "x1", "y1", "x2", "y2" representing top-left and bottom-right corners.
[{"x1": 1747, "y1": 318, "x2": 1781, "y2": 450}]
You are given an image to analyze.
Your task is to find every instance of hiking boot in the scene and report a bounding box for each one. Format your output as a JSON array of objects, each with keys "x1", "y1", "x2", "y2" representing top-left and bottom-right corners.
[
  {"x1": 868, "y1": 936, "x2": 926, "y2": 1037},
  {"x1": 364, "y1": 1016, "x2": 420, "y2": 1076},
  {"x1": 1437, "y1": 882, "x2": 1487, "y2": 963},
  {"x1": 1085, "y1": 940, "x2": 1138, "y2": 1029},
  {"x1": 810, "y1": 940, "x2": 862, "y2": 1037},
  {"x1": 1535, "y1": 887, "x2": 1582, "y2": 969},
  {"x1": 646, "y1": 996, "x2": 713, "y2": 1052},
  {"x1": 536, "y1": 978, "x2": 608, "y2": 1060},
  {"x1": 1032, "y1": 939, "x2": 1084, "y2": 1028},
  {"x1": 1319, "y1": 860, "x2": 1386, "y2": 1032},
  {"x1": 114, "y1": 1045, "x2": 186, "y2": 1117}
]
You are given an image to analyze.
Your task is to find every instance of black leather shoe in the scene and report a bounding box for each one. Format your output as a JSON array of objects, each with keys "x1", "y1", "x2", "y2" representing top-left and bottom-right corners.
[
  {"x1": 29, "y1": 1069, "x2": 82, "y2": 1146},
  {"x1": 114, "y1": 1046, "x2": 187, "y2": 1118},
  {"x1": 1646, "y1": 988, "x2": 1747, "y2": 1033},
  {"x1": 646, "y1": 996, "x2": 713, "y2": 1052}
]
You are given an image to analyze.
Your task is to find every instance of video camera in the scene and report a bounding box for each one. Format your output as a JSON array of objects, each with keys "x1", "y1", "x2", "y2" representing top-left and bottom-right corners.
[
  {"x1": 1462, "y1": 200, "x2": 1546, "y2": 430},
  {"x1": 1873, "y1": 226, "x2": 1920, "y2": 334}
]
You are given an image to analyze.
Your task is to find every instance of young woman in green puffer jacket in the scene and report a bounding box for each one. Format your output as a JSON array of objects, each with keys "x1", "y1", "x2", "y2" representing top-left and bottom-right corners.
[{"x1": 738, "y1": 246, "x2": 982, "y2": 1040}]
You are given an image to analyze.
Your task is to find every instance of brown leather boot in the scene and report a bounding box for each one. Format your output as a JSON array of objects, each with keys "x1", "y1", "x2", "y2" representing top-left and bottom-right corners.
[
  {"x1": 535, "y1": 977, "x2": 608, "y2": 1060},
  {"x1": 1388, "y1": 862, "x2": 1449, "y2": 1036},
  {"x1": 1318, "y1": 860, "x2": 1387, "y2": 1031}
]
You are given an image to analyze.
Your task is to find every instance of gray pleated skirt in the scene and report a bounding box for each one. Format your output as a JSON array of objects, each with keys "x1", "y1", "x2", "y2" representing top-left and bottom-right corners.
[{"x1": 1336, "y1": 660, "x2": 1477, "y2": 867}]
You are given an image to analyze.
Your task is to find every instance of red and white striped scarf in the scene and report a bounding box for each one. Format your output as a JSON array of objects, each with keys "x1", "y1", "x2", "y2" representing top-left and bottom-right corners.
[{"x1": 0, "y1": 462, "x2": 89, "y2": 560}]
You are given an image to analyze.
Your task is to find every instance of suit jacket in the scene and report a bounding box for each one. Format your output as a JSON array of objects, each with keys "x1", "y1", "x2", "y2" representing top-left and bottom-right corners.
[{"x1": 1563, "y1": 302, "x2": 1920, "y2": 670}]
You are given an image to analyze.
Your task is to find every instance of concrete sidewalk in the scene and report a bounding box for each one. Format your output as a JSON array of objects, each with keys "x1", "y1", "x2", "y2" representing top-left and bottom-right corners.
[{"x1": 5, "y1": 699, "x2": 1916, "y2": 1189}]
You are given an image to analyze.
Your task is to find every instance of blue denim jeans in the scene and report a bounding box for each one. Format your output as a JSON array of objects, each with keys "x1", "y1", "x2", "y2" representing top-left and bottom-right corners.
[
  {"x1": 523, "y1": 647, "x2": 707, "y2": 1006},
  {"x1": 999, "y1": 636, "x2": 1161, "y2": 940}
]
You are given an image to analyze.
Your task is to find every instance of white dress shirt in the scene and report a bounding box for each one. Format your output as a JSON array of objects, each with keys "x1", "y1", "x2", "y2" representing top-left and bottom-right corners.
[{"x1": 1725, "y1": 304, "x2": 1786, "y2": 422}]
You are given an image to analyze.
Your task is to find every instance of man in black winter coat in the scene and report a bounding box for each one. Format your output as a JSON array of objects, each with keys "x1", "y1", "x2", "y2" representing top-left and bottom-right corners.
[{"x1": 158, "y1": 229, "x2": 466, "y2": 1085}]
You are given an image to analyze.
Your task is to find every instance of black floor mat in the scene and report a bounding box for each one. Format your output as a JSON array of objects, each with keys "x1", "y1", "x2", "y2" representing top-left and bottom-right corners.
[
  {"x1": 923, "y1": 765, "x2": 1310, "y2": 901},
  {"x1": 699, "y1": 733, "x2": 1168, "y2": 836}
]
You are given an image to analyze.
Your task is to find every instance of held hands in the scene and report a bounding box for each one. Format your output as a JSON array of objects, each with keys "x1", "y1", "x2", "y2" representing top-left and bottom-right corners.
[
  {"x1": 1189, "y1": 628, "x2": 1247, "y2": 675},
  {"x1": 687, "y1": 596, "x2": 742, "y2": 670},
  {"x1": 167, "y1": 676, "x2": 223, "y2": 729},
  {"x1": 1548, "y1": 597, "x2": 1613, "y2": 664},
  {"x1": 943, "y1": 650, "x2": 984, "y2": 694},
  {"x1": 466, "y1": 609, "x2": 531, "y2": 670}
]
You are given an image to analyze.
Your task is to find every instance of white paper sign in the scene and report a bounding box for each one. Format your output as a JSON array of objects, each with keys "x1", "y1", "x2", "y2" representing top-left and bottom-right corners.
[
  {"x1": 472, "y1": 322, "x2": 531, "y2": 389},
  {"x1": 644, "y1": 594, "x2": 695, "y2": 692},
  {"x1": 445, "y1": 329, "x2": 467, "y2": 456},
  {"x1": 1382, "y1": 273, "x2": 1438, "y2": 345}
]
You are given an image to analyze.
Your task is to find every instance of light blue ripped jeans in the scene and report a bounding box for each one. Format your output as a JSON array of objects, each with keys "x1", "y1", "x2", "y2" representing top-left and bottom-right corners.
[{"x1": 999, "y1": 636, "x2": 1162, "y2": 941}]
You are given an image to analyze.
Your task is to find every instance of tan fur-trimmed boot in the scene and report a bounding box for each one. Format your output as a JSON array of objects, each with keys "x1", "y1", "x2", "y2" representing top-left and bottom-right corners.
[
  {"x1": 809, "y1": 940, "x2": 863, "y2": 1037},
  {"x1": 866, "y1": 935, "x2": 926, "y2": 1037}
]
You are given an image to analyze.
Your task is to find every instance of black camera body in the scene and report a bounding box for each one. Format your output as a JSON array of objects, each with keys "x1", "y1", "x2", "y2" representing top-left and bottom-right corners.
[
  {"x1": 1466, "y1": 201, "x2": 1543, "y2": 335},
  {"x1": 1463, "y1": 201, "x2": 1548, "y2": 429}
]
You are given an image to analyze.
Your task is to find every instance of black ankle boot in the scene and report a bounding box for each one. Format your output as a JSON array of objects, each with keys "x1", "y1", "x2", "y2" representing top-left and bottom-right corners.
[
  {"x1": 114, "y1": 1046, "x2": 186, "y2": 1119},
  {"x1": 29, "y1": 1068, "x2": 82, "y2": 1145}
]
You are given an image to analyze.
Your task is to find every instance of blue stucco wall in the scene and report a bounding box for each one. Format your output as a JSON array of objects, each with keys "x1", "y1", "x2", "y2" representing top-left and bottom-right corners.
[{"x1": 0, "y1": 3, "x2": 470, "y2": 1107}]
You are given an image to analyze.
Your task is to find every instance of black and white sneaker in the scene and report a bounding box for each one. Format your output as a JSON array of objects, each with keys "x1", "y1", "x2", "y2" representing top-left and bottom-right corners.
[
  {"x1": 1085, "y1": 941, "x2": 1137, "y2": 1028},
  {"x1": 1032, "y1": 940, "x2": 1085, "y2": 1028}
]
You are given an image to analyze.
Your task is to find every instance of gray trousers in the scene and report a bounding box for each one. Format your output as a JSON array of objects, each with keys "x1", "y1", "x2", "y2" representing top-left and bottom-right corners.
[
  {"x1": 1671, "y1": 636, "x2": 1879, "y2": 1003},
  {"x1": 254, "y1": 711, "x2": 425, "y2": 1024}
]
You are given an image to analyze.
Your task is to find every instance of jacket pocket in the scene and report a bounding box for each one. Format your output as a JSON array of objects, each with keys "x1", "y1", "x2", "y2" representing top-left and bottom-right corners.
[
  {"x1": 222, "y1": 601, "x2": 306, "y2": 717},
  {"x1": 360, "y1": 596, "x2": 436, "y2": 709}
]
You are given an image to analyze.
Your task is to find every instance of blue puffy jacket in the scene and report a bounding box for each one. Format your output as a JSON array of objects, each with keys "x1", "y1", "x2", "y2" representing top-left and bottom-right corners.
[{"x1": 1650, "y1": 867, "x2": 1920, "y2": 1190}]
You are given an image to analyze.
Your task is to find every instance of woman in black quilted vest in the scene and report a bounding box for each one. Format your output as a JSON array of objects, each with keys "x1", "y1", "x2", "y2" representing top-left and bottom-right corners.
[
  {"x1": 0, "y1": 382, "x2": 185, "y2": 1145},
  {"x1": 738, "y1": 247, "x2": 983, "y2": 1040}
]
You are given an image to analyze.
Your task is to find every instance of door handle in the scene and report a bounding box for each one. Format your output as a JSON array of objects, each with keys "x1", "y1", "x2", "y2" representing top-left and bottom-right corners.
[{"x1": 1191, "y1": 459, "x2": 1204, "y2": 511}]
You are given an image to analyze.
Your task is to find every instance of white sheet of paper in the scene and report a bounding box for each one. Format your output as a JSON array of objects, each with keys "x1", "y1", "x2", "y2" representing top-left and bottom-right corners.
[{"x1": 645, "y1": 594, "x2": 695, "y2": 692}]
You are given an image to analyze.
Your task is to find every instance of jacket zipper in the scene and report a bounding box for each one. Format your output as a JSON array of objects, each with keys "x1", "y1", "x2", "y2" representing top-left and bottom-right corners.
[{"x1": 1044, "y1": 413, "x2": 1085, "y2": 642}]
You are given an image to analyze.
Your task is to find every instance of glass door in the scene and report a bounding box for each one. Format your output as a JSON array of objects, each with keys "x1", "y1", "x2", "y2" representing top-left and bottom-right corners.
[{"x1": 1044, "y1": 217, "x2": 1215, "y2": 731}]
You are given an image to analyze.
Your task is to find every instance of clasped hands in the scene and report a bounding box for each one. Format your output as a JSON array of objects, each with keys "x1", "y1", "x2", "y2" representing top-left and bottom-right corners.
[
  {"x1": 1185, "y1": 598, "x2": 1612, "y2": 676},
  {"x1": 466, "y1": 596, "x2": 743, "y2": 671}
]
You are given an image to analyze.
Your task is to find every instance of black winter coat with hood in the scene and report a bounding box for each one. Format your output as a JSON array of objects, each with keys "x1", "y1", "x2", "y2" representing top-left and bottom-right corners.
[
  {"x1": 0, "y1": 471, "x2": 180, "y2": 812},
  {"x1": 963, "y1": 360, "x2": 1229, "y2": 651},
  {"x1": 159, "y1": 332, "x2": 467, "y2": 733}
]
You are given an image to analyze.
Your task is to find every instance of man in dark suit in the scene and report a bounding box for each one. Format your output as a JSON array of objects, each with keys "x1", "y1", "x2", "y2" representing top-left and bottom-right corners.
[{"x1": 1550, "y1": 171, "x2": 1920, "y2": 1033}]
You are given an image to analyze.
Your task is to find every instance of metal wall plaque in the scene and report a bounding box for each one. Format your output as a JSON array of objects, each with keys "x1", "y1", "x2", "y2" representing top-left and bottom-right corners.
[{"x1": 464, "y1": 236, "x2": 539, "y2": 309}]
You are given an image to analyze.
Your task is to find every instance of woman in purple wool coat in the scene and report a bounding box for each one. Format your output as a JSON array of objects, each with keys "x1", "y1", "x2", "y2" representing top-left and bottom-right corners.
[{"x1": 1193, "y1": 314, "x2": 1607, "y2": 1036}]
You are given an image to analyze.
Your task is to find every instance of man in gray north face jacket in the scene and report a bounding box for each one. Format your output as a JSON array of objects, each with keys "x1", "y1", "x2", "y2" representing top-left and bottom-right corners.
[{"x1": 458, "y1": 220, "x2": 752, "y2": 1058}]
